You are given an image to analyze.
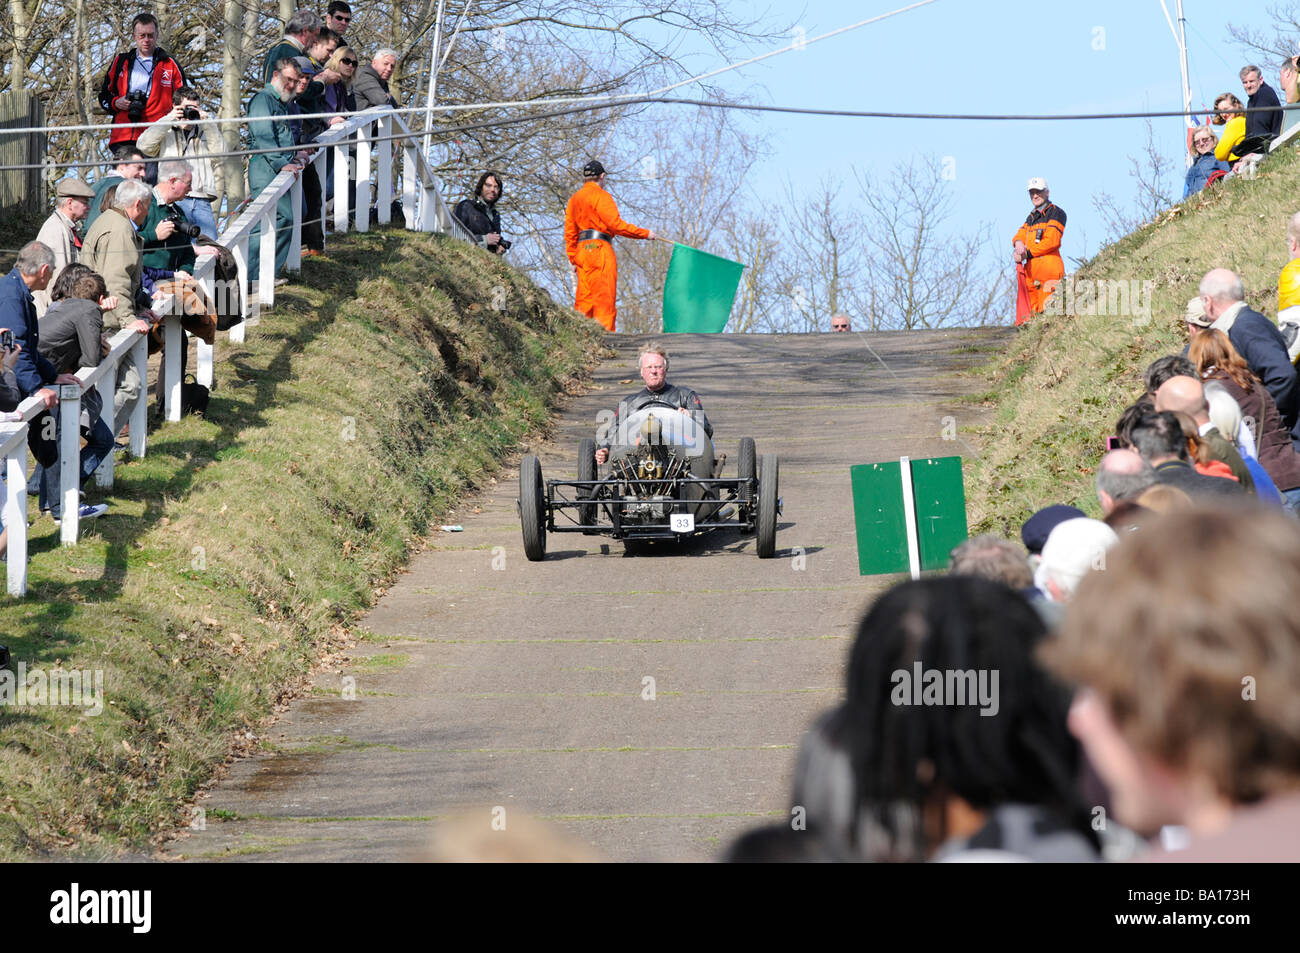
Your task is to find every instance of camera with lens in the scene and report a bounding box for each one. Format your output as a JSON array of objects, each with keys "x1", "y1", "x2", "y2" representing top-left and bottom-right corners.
[
  {"x1": 183, "y1": 106, "x2": 201, "y2": 122},
  {"x1": 167, "y1": 209, "x2": 202, "y2": 239},
  {"x1": 125, "y1": 89, "x2": 148, "y2": 123},
  {"x1": 488, "y1": 237, "x2": 512, "y2": 253}
]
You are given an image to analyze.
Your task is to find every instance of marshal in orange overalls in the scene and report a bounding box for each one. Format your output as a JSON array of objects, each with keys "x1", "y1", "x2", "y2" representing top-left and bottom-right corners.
[
  {"x1": 564, "y1": 180, "x2": 651, "y2": 331},
  {"x1": 1012, "y1": 202, "x2": 1067, "y2": 320}
]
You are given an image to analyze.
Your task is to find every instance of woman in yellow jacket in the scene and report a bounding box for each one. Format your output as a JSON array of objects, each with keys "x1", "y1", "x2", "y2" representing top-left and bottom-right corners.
[{"x1": 1213, "y1": 93, "x2": 1248, "y2": 163}]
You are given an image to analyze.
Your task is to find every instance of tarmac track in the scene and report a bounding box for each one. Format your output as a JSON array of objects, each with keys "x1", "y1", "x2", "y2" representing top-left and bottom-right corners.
[{"x1": 168, "y1": 328, "x2": 1008, "y2": 862}]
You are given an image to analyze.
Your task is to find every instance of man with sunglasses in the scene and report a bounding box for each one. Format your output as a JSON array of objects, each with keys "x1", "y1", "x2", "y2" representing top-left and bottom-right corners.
[
  {"x1": 326, "y1": 2, "x2": 352, "y2": 42},
  {"x1": 1183, "y1": 128, "x2": 1230, "y2": 198}
]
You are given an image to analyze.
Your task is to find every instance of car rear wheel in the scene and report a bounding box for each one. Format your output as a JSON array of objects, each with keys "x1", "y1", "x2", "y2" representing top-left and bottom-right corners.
[
  {"x1": 520, "y1": 455, "x2": 547, "y2": 561},
  {"x1": 756, "y1": 454, "x2": 778, "y2": 558},
  {"x1": 577, "y1": 438, "x2": 597, "y2": 529}
]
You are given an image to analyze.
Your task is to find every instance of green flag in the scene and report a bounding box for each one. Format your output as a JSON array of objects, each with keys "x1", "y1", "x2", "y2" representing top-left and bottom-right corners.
[{"x1": 661, "y1": 243, "x2": 745, "y2": 333}]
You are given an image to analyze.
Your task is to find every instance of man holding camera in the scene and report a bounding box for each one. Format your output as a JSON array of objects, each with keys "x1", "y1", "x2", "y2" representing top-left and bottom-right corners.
[
  {"x1": 141, "y1": 161, "x2": 198, "y2": 279},
  {"x1": 97, "y1": 13, "x2": 187, "y2": 150},
  {"x1": 454, "y1": 172, "x2": 510, "y2": 255},
  {"x1": 137, "y1": 87, "x2": 224, "y2": 240}
]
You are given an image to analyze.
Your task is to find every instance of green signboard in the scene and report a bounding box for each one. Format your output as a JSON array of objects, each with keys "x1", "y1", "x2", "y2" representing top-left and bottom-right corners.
[{"x1": 850, "y1": 456, "x2": 968, "y2": 577}]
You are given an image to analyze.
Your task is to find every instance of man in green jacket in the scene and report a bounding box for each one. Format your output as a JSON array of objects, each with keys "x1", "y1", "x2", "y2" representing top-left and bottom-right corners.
[
  {"x1": 247, "y1": 58, "x2": 308, "y2": 280},
  {"x1": 141, "y1": 160, "x2": 197, "y2": 276},
  {"x1": 263, "y1": 9, "x2": 322, "y2": 84}
]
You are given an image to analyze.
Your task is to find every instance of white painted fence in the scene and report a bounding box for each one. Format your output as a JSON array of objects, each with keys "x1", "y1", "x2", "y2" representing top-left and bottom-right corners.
[{"x1": 1, "y1": 106, "x2": 471, "y2": 596}]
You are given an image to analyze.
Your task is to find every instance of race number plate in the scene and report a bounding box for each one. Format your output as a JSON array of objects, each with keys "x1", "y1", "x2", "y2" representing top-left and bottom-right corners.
[{"x1": 670, "y1": 513, "x2": 695, "y2": 533}]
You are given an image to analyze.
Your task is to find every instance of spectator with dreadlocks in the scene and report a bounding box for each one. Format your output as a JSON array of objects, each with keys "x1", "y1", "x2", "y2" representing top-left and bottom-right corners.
[{"x1": 778, "y1": 576, "x2": 1100, "y2": 862}]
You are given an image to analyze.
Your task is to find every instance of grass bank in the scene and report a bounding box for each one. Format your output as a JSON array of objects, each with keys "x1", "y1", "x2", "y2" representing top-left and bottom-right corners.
[
  {"x1": 965, "y1": 144, "x2": 1300, "y2": 535},
  {"x1": 0, "y1": 227, "x2": 602, "y2": 858}
]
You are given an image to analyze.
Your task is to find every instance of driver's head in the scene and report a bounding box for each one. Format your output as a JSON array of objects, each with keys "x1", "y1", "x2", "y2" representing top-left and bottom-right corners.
[{"x1": 639, "y1": 347, "x2": 668, "y2": 390}]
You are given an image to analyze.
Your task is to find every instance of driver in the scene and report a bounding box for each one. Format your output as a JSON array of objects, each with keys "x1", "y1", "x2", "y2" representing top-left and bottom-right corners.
[{"x1": 594, "y1": 346, "x2": 712, "y2": 466}]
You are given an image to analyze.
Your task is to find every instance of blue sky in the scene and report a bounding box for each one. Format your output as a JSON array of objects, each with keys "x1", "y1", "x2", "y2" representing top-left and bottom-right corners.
[{"x1": 677, "y1": 0, "x2": 1283, "y2": 269}]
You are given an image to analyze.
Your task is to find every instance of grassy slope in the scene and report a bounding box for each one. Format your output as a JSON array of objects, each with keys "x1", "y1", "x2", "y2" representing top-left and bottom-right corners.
[
  {"x1": 965, "y1": 145, "x2": 1300, "y2": 536},
  {"x1": 0, "y1": 228, "x2": 602, "y2": 857}
]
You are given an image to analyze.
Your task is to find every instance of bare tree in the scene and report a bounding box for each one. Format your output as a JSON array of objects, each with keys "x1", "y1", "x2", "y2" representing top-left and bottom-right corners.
[
  {"x1": 1092, "y1": 119, "x2": 1177, "y2": 245},
  {"x1": 1228, "y1": 4, "x2": 1300, "y2": 64},
  {"x1": 763, "y1": 175, "x2": 864, "y2": 333},
  {"x1": 853, "y1": 155, "x2": 1006, "y2": 330}
]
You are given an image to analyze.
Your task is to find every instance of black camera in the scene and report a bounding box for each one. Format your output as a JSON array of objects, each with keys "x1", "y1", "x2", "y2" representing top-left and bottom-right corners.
[
  {"x1": 168, "y1": 210, "x2": 202, "y2": 239},
  {"x1": 125, "y1": 89, "x2": 148, "y2": 122},
  {"x1": 0, "y1": 329, "x2": 13, "y2": 351},
  {"x1": 489, "y1": 237, "x2": 512, "y2": 253},
  {"x1": 183, "y1": 106, "x2": 201, "y2": 122}
]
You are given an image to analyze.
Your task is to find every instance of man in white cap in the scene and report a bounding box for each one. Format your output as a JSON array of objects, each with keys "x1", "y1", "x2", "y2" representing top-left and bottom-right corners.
[
  {"x1": 33, "y1": 178, "x2": 95, "y2": 316},
  {"x1": 1034, "y1": 517, "x2": 1118, "y2": 604},
  {"x1": 1012, "y1": 177, "x2": 1066, "y2": 323}
]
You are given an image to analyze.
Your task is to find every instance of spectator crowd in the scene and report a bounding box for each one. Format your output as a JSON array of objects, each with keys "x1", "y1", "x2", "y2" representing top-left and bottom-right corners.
[
  {"x1": 1, "y1": 5, "x2": 429, "y2": 549},
  {"x1": 1183, "y1": 61, "x2": 1300, "y2": 198},
  {"x1": 726, "y1": 260, "x2": 1300, "y2": 861}
]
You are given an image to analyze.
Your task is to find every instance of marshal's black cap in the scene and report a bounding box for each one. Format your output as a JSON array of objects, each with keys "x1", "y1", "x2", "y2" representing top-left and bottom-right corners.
[{"x1": 582, "y1": 160, "x2": 605, "y2": 178}]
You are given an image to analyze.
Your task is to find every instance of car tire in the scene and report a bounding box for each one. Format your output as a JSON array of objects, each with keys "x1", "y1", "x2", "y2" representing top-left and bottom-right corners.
[
  {"x1": 577, "y1": 438, "x2": 597, "y2": 529},
  {"x1": 520, "y1": 455, "x2": 547, "y2": 561},
  {"x1": 737, "y1": 437, "x2": 756, "y2": 530},
  {"x1": 756, "y1": 454, "x2": 778, "y2": 558}
]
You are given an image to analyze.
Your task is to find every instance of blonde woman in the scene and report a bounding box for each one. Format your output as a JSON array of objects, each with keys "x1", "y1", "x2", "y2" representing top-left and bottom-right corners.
[
  {"x1": 1212, "y1": 93, "x2": 1248, "y2": 162},
  {"x1": 322, "y1": 46, "x2": 358, "y2": 225}
]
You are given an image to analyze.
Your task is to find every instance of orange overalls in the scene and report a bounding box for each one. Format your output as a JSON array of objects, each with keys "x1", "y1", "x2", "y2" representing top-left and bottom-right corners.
[
  {"x1": 564, "y1": 181, "x2": 651, "y2": 331},
  {"x1": 1013, "y1": 202, "x2": 1067, "y2": 317}
]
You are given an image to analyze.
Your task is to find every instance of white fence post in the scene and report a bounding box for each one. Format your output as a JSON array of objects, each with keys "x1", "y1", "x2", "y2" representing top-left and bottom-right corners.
[
  {"x1": 232, "y1": 237, "x2": 249, "y2": 343},
  {"x1": 403, "y1": 142, "x2": 416, "y2": 229},
  {"x1": 288, "y1": 174, "x2": 303, "y2": 271},
  {"x1": 95, "y1": 374, "x2": 115, "y2": 487},
  {"x1": 377, "y1": 114, "x2": 392, "y2": 225},
  {"x1": 57, "y1": 384, "x2": 81, "y2": 545},
  {"x1": 314, "y1": 148, "x2": 328, "y2": 250},
  {"x1": 163, "y1": 314, "x2": 183, "y2": 423},
  {"x1": 259, "y1": 209, "x2": 275, "y2": 307},
  {"x1": 129, "y1": 335, "x2": 148, "y2": 459},
  {"x1": 5, "y1": 442, "x2": 28, "y2": 596},
  {"x1": 356, "y1": 123, "x2": 372, "y2": 233},
  {"x1": 196, "y1": 269, "x2": 215, "y2": 388},
  {"x1": 333, "y1": 139, "x2": 351, "y2": 234}
]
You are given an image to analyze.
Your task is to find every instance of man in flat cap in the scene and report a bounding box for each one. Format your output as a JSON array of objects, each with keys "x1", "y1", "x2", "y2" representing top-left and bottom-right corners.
[
  {"x1": 563, "y1": 160, "x2": 661, "y2": 332},
  {"x1": 33, "y1": 178, "x2": 95, "y2": 317}
]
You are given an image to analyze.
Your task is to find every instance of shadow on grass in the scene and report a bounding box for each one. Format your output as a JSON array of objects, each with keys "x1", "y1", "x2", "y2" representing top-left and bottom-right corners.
[{"x1": 6, "y1": 229, "x2": 417, "y2": 662}]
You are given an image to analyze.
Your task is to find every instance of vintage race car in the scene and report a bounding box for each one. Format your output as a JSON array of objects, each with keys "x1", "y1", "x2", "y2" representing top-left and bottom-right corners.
[{"x1": 517, "y1": 399, "x2": 780, "y2": 560}]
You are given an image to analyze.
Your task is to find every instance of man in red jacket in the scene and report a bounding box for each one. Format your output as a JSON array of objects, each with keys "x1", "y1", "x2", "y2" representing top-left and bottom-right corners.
[{"x1": 97, "y1": 14, "x2": 187, "y2": 149}]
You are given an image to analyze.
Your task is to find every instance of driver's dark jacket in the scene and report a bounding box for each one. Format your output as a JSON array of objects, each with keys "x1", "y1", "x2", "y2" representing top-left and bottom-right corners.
[{"x1": 599, "y1": 382, "x2": 712, "y2": 449}]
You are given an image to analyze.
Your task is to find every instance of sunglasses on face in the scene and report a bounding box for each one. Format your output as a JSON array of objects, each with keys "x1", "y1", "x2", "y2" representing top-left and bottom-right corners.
[{"x1": 340, "y1": 57, "x2": 357, "y2": 65}]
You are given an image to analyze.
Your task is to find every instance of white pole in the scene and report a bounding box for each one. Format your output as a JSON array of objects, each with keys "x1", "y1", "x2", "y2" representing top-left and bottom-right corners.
[
  {"x1": 899, "y1": 455, "x2": 921, "y2": 580},
  {"x1": 1176, "y1": 0, "x2": 1192, "y2": 129},
  {"x1": 423, "y1": 0, "x2": 447, "y2": 166}
]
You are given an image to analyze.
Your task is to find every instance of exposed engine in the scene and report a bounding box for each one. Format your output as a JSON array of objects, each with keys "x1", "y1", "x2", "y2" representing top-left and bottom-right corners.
[{"x1": 609, "y1": 413, "x2": 689, "y2": 522}]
